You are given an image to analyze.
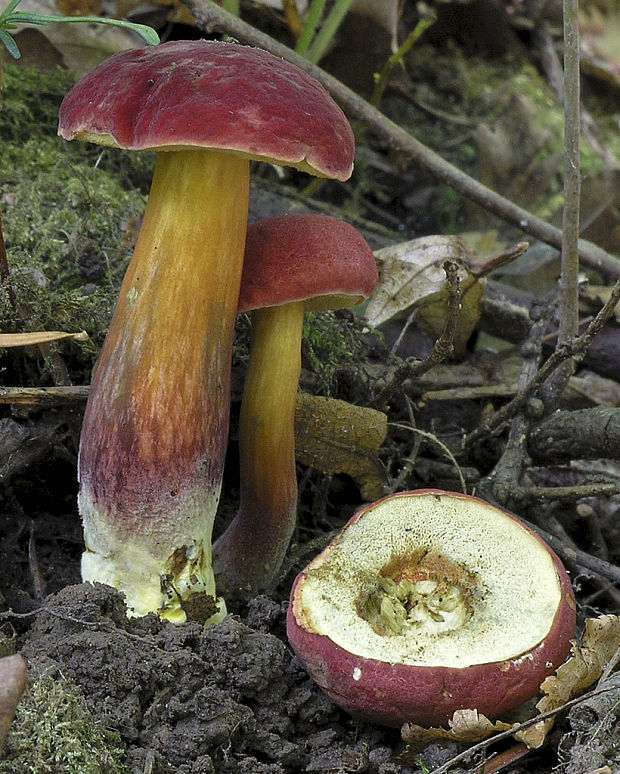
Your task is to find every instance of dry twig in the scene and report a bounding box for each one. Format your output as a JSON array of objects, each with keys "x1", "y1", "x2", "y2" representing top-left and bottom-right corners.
[{"x1": 180, "y1": 0, "x2": 620, "y2": 278}]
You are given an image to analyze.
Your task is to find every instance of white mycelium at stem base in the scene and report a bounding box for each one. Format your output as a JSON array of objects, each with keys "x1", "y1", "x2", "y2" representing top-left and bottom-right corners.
[{"x1": 79, "y1": 150, "x2": 249, "y2": 623}]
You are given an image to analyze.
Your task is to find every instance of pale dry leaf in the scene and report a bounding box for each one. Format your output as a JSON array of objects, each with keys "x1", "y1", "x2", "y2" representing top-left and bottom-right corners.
[
  {"x1": 0, "y1": 330, "x2": 89, "y2": 348},
  {"x1": 11, "y1": 0, "x2": 147, "y2": 76},
  {"x1": 401, "y1": 708, "x2": 513, "y2": 750},
  {"x1": 401, "y1": 617, "x2": 620, "y2": 753},
  {"x1": 366, "y1": 236, "x2": 476, "y2": 327},
  {"x1": 294, "y1": 392, "x2": 387, "y2": 500},
  {"x1": 515, "y1": 614, "x2": 620, "y2": 749},
  {"x1": 365, "y1": 235, "x2": 485, "y2": 357}
]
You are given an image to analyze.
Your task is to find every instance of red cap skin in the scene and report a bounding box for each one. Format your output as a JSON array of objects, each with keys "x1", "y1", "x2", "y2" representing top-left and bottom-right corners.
[
  {"x1": 287, "y1": 490, "x2": 577, "y2": 728},
  {"x1": 58, "y1": 40, "x2": 354, "y2": 180},
  {"x1": 238, "y1": 215, "x2": 378, "y2": 312}
]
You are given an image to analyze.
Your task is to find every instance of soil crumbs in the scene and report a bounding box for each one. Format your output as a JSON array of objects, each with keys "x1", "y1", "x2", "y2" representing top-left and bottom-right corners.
[{"x1": 2, "y1": 582, "x2": 436, "y2": 774}]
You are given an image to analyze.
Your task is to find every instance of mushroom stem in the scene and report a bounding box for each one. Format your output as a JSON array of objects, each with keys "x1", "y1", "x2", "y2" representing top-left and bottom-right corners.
[
  {"x1": 79, "y1": 149, "x2": 250, "y2": 623},
  {"x1": 214, "y1": 301, "x2": 304, "y2": 597}
]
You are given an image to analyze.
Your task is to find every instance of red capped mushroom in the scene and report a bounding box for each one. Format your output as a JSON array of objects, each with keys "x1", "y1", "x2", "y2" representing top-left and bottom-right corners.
[
  {"x1": 213, "y1": 215, "x2": 378, "y2": 599},
  {"x1": 287, "y1": 489, "x2": 576, "y2": 727},
  {"x1": 58, "y1": 41, "x2": 354, "y2": 622}
]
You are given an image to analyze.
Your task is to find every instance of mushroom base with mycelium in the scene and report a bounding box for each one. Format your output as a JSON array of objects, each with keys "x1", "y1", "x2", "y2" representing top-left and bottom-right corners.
[
  {"x1": 287, "y1": 490, "x2": 576, "y2": 728},
  {"x1": 78, "y1": 149, "x2": 249, "y2": 624},
  {"x1": 60, "y1": 39, "x2": 356, "y2": 624}
]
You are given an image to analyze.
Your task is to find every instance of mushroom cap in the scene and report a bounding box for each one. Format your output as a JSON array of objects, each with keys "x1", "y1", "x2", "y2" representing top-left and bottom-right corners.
[
  {"x1": 58, "y1": 40, "x2": 354, "y2": 180},
  {"x1": 287, "y1": 490, "x2": 576, "y2": 728},
  {"x1": 238, "y1": 215, "x2": 378, "y2": 313}
]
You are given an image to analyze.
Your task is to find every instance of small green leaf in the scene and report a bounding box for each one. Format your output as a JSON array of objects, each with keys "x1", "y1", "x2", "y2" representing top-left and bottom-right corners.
[
  {"x1": 0, "y1": 28, "x2": 21, "y2": 58},
  {"x1": 1, "y1": 8, "x2": 159, "y2": 47},
  {"x1": 0, "y1": 0, "x2": 23, "y2": 25}
]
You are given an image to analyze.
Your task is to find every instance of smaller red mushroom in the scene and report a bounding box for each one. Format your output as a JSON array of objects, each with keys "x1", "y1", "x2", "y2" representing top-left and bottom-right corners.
[
  {"x1": 287, "y1": 490, "x2": 576, "y2": 728},
  {"x1": 213, "y1": 214, "x2": 378, "y2": 599}
]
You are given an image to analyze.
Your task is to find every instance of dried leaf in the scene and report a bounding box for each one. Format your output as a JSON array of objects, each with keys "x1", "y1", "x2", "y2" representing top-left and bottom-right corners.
[
  {"x1": 294, "y1": 392, "x2": 387, "y2": 500},
  {"x1": 0, "y1": 654, "x2": 28, "y2": 754},
  {"x1": 10, "y1": 0, "x2": 147, "y2": 76},
  {"x1": 402, "y1": 709, "x2": 513, "y2": 749},
  {"x1": 400, "y1": 617, "x2": 620, "y2": 754},
  {"x1": 0, "y1": 330, "x2": 89, "y2": 348},
  {"x1": 515, "y1": 614, "x2": 620, "y2": 748},
  {"x1": 366, "y1": 236, "x2": 485, "y2": 357}
]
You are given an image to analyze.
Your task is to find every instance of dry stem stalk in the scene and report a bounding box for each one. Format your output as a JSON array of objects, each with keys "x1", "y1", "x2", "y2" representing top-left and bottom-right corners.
[{"x1": 544, "y1": 0, "x2": 581, "y2": 406}]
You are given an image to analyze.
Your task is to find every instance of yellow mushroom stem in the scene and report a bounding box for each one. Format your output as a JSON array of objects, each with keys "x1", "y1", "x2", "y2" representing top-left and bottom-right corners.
[
  {"x1": 214, "y1": 300, "x2": 304, "y2": 597},
  {"x1": 79, "y1": 148, "x2": 250, "y2": 623}
]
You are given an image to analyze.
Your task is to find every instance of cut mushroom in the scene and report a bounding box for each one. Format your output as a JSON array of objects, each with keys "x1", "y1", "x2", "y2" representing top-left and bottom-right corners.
[{"x1": 287, "y1": 489, "x2": 576, "y2": 727}]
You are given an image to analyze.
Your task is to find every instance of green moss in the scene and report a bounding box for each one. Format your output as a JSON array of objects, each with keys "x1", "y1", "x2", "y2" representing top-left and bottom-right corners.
[
  {"x1": 0, "y1": 65, "x2": 75, "y2": 145},
  {"x1": 302, "y1": 310, "x2": 368, "y2": 395},
  {"x1": 3, "y1": 136, "x2": 143, "y2": 289},
  {"x1": 0, "y1": 64, "x2": 152, "y2": 380},
  {"x1": 383, "y1": 44, "x2": 615, "y2": 231},
  {"x1": 0, "y1": 673, "x2": 127, "y2": 774}
]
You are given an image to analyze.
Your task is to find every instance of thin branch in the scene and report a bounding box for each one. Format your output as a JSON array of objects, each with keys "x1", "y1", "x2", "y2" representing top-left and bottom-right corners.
[
  {"x1": 498, "y1": 483, "x2": 620, "y2": 504},
  {"x1": 543, "y1": 0, "x2": 581, "y2": 407},
  {"x1": 490, "y1": 302, "x2": 548, "y2": 496},
  {"x1": 390, "y1": 421, "x2": 467, "y2": 495},
  {"x1": 181, "y1": 0, "x2": 620, "y2": 278},
  {"x1": 426, "y1": 683, "x2": 620, "y2": 774},
  {"x1": 560, "y1": 0, "x2": 581, "y2": 346}
]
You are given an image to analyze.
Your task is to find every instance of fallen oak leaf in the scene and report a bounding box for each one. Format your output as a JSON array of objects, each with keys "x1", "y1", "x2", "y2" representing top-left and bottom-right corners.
[
  {"x1": 366, "y1": 235, "x2": 477, "y2": 327},
  {"x1": 294, "y1": 392, "x2": 388, "y2": 500},
  {"x1": 366, "y1": 235, "x2": 486, "y2": 358},
  {"x1": 401, "y1": 708, "x2": 514, "y2": 750},
  {"x1": 401, "y1": 615, "x2": 620, "y2": 762},
  {"x1": 515, "y1": 614, "x2": 620, "y2": 748}
]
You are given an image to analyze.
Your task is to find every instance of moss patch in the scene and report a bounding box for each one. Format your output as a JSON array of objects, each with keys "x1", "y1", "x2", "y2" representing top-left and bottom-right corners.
[
  {"x1": 0, "y1": 673, "x2": 127, "y2": 774},
  {"x1": 0, "y1": 64, "x2": 151, "y2": 382}
]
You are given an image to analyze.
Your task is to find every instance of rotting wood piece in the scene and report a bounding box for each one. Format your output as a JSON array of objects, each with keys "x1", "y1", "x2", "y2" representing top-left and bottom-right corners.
[
  {"x1": 529, "y1": 406, "x2": 620, "y2": 463},
  {"x1": 480, "y1": 280, "x2": 620, "y2": 382}
]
